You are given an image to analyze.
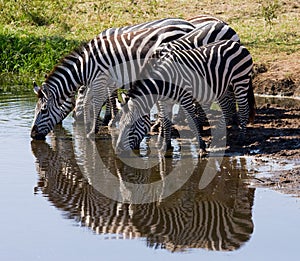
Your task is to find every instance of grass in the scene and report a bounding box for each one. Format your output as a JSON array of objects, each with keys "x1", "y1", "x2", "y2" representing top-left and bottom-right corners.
[{"x1": 0, "y1": 0, "x2": 299, "y2": 93}]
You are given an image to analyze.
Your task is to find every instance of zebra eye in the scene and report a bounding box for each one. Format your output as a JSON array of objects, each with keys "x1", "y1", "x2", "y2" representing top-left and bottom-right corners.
[{"x1": 41, "y1": 103, "x2": 48, "y2": 112}]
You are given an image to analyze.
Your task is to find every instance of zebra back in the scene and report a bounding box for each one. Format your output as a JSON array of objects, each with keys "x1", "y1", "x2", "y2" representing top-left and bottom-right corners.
[
  {"x1": 187, "y1": 14, "x2": 227, "y2": 26},
  {"x1": 152, "y1": 22, "x2": 240, "y2": 60}
]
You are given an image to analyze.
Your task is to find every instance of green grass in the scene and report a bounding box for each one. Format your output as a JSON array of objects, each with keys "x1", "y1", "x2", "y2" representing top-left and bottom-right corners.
[{"x1": 0, "y1": 0, "x2": 299, "y2": 93}]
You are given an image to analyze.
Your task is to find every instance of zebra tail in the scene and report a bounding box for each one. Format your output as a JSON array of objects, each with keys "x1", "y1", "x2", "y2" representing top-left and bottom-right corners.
[{"x1": 248, "y1": 77, "x2": 256, "y2": 124}]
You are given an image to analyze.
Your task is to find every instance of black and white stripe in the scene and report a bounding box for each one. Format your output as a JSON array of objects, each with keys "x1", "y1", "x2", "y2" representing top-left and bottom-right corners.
[
  {"x1": 72, "y1": 17, "x2": 202, "y2": 124},
  {"x1": 120, "y1": 22, "x2": 248, "y2": 151},
  {"x1": 73, "y1": 15, "x2": 227, "y2": 127},
  {"x1": 116, "y1": 40, "x2": 254, "y2": 155},
  {"x1": 153, "y1": 22, "x2": 241, "y2": 149},
  {"x1": 31, "y1": 20, "x2": 195, "y2": 139},
  {"x1": 187, "y1": 14, "x2": 227, "y2": 27}
]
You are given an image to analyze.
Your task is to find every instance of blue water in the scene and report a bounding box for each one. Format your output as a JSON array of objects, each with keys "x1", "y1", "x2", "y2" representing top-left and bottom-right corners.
[{"x1": 0, "y1": 95, "x2": 299, "y2": 261}]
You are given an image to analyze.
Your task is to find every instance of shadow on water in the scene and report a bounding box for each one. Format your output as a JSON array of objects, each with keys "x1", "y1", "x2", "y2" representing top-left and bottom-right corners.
[{"x1": 31, "y1": 124, "x2": 254, "y2": 253}]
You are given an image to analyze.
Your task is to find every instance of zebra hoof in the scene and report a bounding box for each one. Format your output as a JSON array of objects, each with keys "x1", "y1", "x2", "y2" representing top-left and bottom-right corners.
[{"x1": 198, "y1": 148, "x2": 208, "y2": 158}]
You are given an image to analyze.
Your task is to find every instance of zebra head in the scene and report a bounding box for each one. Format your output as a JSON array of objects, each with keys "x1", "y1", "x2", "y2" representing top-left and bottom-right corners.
[
  {"x1": 116, "y1": 97, "x2": 143, "y2": 153},
  {"x1": 31, "y1": 82, "x2": 73, "y2": 140}
]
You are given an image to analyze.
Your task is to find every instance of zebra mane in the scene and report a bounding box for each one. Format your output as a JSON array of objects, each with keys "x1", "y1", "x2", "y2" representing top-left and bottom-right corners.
[{"x1": 44, "y1": 40, "x2": 90, "y2": 84}]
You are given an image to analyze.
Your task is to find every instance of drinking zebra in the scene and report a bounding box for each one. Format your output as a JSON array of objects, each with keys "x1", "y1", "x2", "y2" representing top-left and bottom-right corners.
[
  {"x1": 72, "y1": 15, "x2": 228, "y2": 127},
  {"x1": 119, "y1": 22, "x2": 248, "y2": 152},
  {"x1": 116, "y1": 40, "x2": 255, "y2": 156},
  {"x1": 31, "y1": 21, "x2": 196, "y2": 140},
  {"x1": 147, "y1": 21, "x2": 242, "y2": 149},
  {"x1": 72, "y1": 17, "x2": 199, "y2": 124}
]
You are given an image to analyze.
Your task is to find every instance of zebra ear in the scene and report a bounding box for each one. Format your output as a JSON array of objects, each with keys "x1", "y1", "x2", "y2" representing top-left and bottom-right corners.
[
  {"x1": 33, "y1": 81, "x2": 44, "y2": 98},
  {"x1": 40, "y1": 86, "x2": 49, "y2": 99},
  {"x1": 33, "y1": 82, "x2": 39, "y2": 94}
]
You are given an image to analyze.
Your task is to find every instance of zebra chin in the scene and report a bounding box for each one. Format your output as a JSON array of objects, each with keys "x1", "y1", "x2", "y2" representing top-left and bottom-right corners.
[{"x1": 31, "y1": 125, "x2": 46, "y2": 140}]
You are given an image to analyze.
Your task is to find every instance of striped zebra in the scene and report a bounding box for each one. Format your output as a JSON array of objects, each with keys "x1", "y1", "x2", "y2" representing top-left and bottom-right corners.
[
  {"x1": 117, "y1": 21, "x2": 242, "y2": 151},
  {"x1": 31, "y1": 125, "x2": 254, "y2": 252},
  {"x1": 149, "y1": 21, "x2": 241, "y2": 149},
  {"x1": 73, "y1": 15, "x2": 227, "y2": 127},
  {"x1": 116, "y1": 40, "x2": 255, "y2": 155},
  {"x1": 117, "y1": 22, "x2": 247, "y2": 152},
  {"x1": 72, "y1": 17, "x2": 199, "y2": 124},
  {"x1": 31, "y1": 21, "x2": 196, "y2": 140}
]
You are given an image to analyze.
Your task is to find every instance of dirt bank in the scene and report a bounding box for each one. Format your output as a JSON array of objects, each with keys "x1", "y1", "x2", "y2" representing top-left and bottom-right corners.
[{"x1": 239, "y1": 58, "x2": 300, "y2": 196}]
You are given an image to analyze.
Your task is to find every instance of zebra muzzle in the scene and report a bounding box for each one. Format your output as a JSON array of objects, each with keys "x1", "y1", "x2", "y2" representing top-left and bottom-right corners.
[{"x1": 31, "y1": 125, "x2": 46, "y2": 140}]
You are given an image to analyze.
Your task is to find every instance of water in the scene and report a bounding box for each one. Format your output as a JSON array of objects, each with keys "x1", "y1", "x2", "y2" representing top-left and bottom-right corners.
[{"x1": 0, "y1": 94, "x2": 299, "y2": 260}]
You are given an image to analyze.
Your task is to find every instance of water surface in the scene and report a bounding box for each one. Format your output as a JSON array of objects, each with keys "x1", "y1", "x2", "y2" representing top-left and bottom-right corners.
[{"x1": 0, "y1": 95, "x2": 299, "y2": 260}]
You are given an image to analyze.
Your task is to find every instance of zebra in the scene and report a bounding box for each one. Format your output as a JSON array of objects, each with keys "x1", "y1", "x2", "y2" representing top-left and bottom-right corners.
[
  {"x1": 151, "y1": 21, "x2": 241, "y2": 147},
  {"x1": 116, "y1": 40, "x2": 255, "y2": 156},
  {"x1": 72, "y1": 17, "x2": 199, "y2": 125},
  {"x1": 31, "y1": 21, "x2": 196, "y2": 140},
  {"x1": 73, "y1": 15, "x2": 228, "y2": 127},
  {"x1": 119, "y1": 21, "x2": 244, "y2": 151}
]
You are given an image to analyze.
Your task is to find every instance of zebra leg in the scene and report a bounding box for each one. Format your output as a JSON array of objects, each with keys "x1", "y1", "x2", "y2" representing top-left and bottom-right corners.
[
  {"x1": 88, "y1": 88, "x2": 106, "y2": 138},
  {"x1": 226, "y1": 86, "x2": 238, "y2": 128},
  {"x1": 131, "y1": 114, "x2": 152, "y2": 153},
  {"x1": 195, "y1": 101, "x2": 210, "y2": 132},
  {"x1": 180, "y1": 97, "x2": 206, "y2": 157},
  {"x1": 73, "y1": 86, "x2": 87, "y2": 122},
  {"x1": 103, "y1": 89, "x2": 119, "y2": 126},
  {"x1": 157, "y1": 101, "x2": 173, "y2": 152},
  {"x1": 102, "y1": 98, "x2": 111, "y2": 126},
  {"x1": 82, "y1": 87, "x2": 93, "y2": 132},
  {"x1": 218, "y1": 88, "x2": 238, "y2": 128},
  {"x1": 235, "y1": 95, "x2": 250, "y2": 145}
]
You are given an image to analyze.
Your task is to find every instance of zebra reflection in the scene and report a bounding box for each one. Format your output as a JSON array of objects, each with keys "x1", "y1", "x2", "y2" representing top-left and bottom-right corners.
[{"x1": 31, "y1": 125, "x2": 254, "y2": 252}]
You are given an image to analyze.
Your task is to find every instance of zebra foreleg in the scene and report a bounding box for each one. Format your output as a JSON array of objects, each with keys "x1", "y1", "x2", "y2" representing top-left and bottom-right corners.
[
  {"x1": 157, "y1": 101, "x2": 173, "y2": 153},
  {"x1": 103, "y1": 89, "x2": 119, "y2": 126},
  {"x1": 87, "y1": 95, "x2": 106, "y2": 138},
  {"x1": 194, "y1": 102, "x2": 207, "y2": 128},
  {"x1": 180, "y1": 98, "x2": 207, "y2": 157},
  {"x1": 218, "y1": 89, "x2": 238, "y2": 128}
]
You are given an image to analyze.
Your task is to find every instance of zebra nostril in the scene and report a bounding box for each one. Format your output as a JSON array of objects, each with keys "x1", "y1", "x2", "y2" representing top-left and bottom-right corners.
[{"x1": 31, "y1": 125, "x2": 46, "y2": 140}]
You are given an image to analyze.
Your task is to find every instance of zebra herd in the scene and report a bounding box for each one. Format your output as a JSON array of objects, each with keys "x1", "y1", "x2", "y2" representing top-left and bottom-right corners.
[{"x1": 31, "y1": 14, "x2": 256, "y2": 156}]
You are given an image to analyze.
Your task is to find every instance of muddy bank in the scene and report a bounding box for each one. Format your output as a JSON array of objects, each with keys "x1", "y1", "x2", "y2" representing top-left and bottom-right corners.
[
  {"x1": 246, "y1": 57, "x2": 300, "y2": 196},
  {"x1": 253, "y1": 56, "x2": 300, "y2": 97},
  {"x1": 228, "y1": 95, "x2": 300, "y2": 197}
]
